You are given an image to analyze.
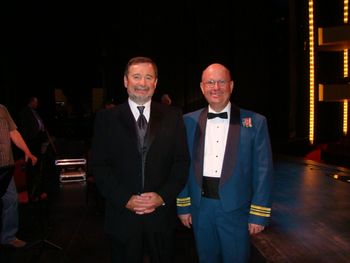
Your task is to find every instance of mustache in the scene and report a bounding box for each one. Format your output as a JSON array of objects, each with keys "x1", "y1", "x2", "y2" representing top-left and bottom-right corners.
[{"x1": 134, "y1": 85, "x2": 149, "y2": 91}]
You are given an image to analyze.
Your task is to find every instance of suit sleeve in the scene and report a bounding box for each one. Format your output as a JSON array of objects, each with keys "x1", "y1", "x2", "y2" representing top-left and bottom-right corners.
[
  {"x1": 90, "y1": 111, "x2": 123, "y2": 206},
  {"x1": 157, "y1": 109, "x2": 190, "y2": 205},
  {"x1": 176, "y1": 179, "x2": 191, "y2": 215},
  {"x1": 249, "y1": 116, "x2": 273, "y2": 226},
  {"x1": 177, "y1": 115, "x2": 193, "y2": 215}
]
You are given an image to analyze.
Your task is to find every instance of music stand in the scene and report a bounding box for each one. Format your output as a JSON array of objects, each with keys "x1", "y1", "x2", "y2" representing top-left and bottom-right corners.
[{"x1": 32, "y1": 152, "x2": 63, "y2": 251}]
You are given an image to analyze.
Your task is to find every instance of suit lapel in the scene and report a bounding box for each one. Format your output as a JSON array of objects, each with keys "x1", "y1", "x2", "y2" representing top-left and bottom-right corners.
[
  {"x1": 118, "y1": 102, "x2": 139, "y2": 149},
  {"x1": 118, "y1": 102, "x2": 163, "y2": 153},
  {"x1": 193, "y1": 108, "x2": 208, "y2": 186},
  {"x1": 220, "y1": 104, "x2": 240, "y2": 185},
  {"x1": 144, "y1": 102, "x2": 162, "y2": 152}
]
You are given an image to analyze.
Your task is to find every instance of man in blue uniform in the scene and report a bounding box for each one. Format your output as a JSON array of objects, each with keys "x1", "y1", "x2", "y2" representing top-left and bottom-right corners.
[{"x1": 177, "y1": 63, "x2": 273, "y2": 263}]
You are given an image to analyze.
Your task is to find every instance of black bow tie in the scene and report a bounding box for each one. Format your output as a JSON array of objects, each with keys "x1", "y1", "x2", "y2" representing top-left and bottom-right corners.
[{"x1": 207, "y1": 112, "x2": 228, "y2": 119}]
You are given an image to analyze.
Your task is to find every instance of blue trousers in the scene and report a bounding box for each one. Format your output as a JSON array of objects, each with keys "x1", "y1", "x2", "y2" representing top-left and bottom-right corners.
[
  {"x1": 192, "y1": 197, "x2": 250, "y2": 263},
  {"x1": 1, "y1": 177, "x2": 18, "y2": 244}
]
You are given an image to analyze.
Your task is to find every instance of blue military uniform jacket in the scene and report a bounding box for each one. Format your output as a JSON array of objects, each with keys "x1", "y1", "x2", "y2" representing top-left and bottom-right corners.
[{"x1": 177, "y1": 104, "x2": 273, "y2": 226}]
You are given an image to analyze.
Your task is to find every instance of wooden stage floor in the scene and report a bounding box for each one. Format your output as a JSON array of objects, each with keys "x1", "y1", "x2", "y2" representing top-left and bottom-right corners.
[
  {"x1": 252, "y1": 155, "x2": 350, "y2": 263},
  {"x1": 1, "y1": 154, "x2": 350, "y2": 262}
]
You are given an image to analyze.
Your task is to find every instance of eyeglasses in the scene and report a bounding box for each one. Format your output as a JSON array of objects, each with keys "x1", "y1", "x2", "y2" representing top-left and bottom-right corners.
[{"x1": 203, "y1": 79, "x2": 229, "y2": 88}]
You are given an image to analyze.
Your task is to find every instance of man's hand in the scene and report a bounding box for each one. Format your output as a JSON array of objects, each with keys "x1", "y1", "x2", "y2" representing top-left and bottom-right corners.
[
  {"x1": 25, "y1": 152, "x2": 38, "y2": 166},
  {"x1": 126, "y1": 192, "x2": 164, "y2": 215},
  {"x1": 178, "y1": 214, "x2": 192, "y2": 228},
  {"x1": 248, "y1": 223, "x2": 265, "y2": 235}
]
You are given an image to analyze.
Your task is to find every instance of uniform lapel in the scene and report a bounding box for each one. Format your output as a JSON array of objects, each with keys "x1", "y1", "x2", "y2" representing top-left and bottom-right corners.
[
  {"x1": 193, "y1": 108, "x2": 208, "y2": 186},
  {"x1": 220, "y1": 104, "x2": 240, "y2": 186}
]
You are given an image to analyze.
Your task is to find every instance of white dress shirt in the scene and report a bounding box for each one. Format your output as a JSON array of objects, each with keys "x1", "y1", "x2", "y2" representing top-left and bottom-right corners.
[
  {"x1": 203, "y1": 103, "x2": 231, "y2": 178},
  {"x1": 128, "y1": 99, "x2": 151, "y2": 122}
]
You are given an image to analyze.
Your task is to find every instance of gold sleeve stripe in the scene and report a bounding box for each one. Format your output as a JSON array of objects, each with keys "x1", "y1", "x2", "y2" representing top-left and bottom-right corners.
[
  {"x1": 177, "y1": 203, "x2": 190, "y2": 207},
  {"x1": 250, "y1": 211, "x2": 271, "y2": 217},
  {"x1": 250, "y1": 207, "x2": 271, "y2": 214},
  {"x1": 177, "y1": 197, "x2": 191, "y2": 207},
  {"x1": 177, "y1": 197, "x2": 191, "y2": 202},
  {"x1": 250, "y1": 204, "x2": 271, "y2": 217},
  {"x1": 250, "y1": 204, "x2": 271, "y2": 212}
]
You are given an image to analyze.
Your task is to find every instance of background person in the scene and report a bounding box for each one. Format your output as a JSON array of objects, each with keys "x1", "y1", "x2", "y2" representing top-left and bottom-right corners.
[
  {"x1": 18, "y1": 96, "x2": 48, "y2": 199},
  {"x1": 160, "y1": 93, "x2": 172, "y2": 105},
  {"x1": 103, "y1": 98, "x2": 117, "y2": 109},
  {"x1": 0, "y1": 104, "x2": 37, "y2": 248}
]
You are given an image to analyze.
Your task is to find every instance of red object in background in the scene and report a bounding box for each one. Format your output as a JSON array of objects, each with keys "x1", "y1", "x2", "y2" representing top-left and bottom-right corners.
[
  {"x1": 304, "y1": 144, "x2": 328, "y2": 163},
  {"x1": 13, "y1": 159, "x2": 28, "y2": 203}
]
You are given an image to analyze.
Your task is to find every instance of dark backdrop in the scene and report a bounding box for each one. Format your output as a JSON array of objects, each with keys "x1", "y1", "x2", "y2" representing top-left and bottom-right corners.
[{"x1": 1, "y1": 1, "x2": 316, "y2": 149}]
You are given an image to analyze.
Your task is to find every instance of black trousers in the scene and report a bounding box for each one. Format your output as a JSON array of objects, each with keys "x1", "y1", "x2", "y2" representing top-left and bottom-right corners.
[{"x1": 109, "y1": 228, "x2": 175, "y2": 263}]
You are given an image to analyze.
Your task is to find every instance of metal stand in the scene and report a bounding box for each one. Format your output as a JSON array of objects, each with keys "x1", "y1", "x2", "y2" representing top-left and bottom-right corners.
[
  {"x1": 25, "y1": 197, "x2": 63, "y2": 251},
  {"x1": 27, "y1": 237, "x2": 63, "y2": 250}
]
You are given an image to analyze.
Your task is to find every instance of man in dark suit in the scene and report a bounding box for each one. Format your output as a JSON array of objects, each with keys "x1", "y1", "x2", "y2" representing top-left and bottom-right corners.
[
  {"x1": 90, "y1": 56, "x2": 190, "y2": 263},
  {"x1": 18, "y1": 96, "x2": 48, "y2": 199},
  {"x1": 18, "y1": 96, "x2": 47, "y2": 154},
  {"x1": 177, "y1": 63, "x2": 273, "y2": 263}
]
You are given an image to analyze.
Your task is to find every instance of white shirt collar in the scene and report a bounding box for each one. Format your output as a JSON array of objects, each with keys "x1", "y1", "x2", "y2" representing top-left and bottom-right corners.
[
  {"x1": 208, "y1": 102, "x2": 231, "y2": 119},
  {"x1": 128, "y1": 99, "x2": 151, "y2": 121}
]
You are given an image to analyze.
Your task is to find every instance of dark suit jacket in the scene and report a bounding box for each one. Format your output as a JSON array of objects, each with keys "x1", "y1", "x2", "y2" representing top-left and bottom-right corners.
[
  {"x1": 18, "y1": 106, "x2": 46, "y2": 154},
  {"x1": 90, "y1": 101, "x2": 189, "y2": 240}
]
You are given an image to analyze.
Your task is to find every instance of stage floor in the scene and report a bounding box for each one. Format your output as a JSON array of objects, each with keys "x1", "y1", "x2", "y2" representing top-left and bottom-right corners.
[
  {"x1": 252, "y1": 155, "x2": 350, "y2": 263},
  {"x1": 1, "y1": 154, "x2": 350, "y2": 262}
]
